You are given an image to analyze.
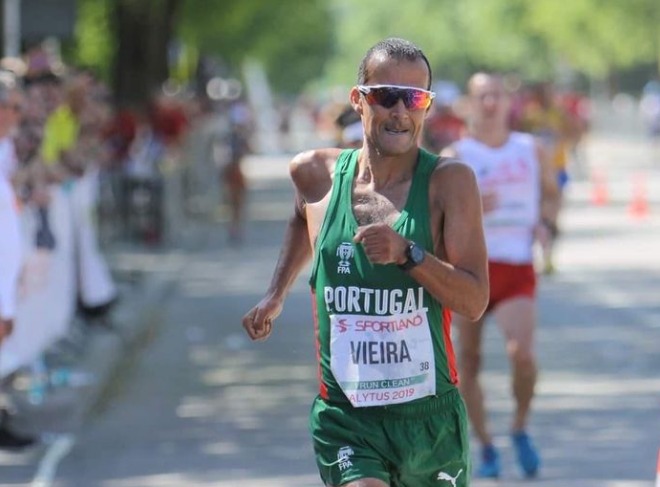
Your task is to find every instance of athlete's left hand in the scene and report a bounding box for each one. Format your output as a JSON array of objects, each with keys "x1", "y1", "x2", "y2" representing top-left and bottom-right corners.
[{"x1": 354, "y1": 223, "x2": 408, "y2": 265}]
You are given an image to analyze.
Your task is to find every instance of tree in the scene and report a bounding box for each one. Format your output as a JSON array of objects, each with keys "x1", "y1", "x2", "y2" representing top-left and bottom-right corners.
[
  {"x1": 113, "y1": 0, "x2": 182, "y2": 107},
  {"x1": 324, "y1": 0, "x2": 554, "y2": 89},
  {"x1": 72, "y1": 0, "x2": 112, "y2": 81},
  {"x1": 69, "y1": 0, "x2": 660, "y2": 105},
  {"x1": 73, "y1": 0, "x2": 182, "y2": 107},
  {"x1": 521, "y1": 0, "x2": 660, "y2": 79},
  {"x1": 71, "y1": 0, "x2": 334, "y2": 105},
  {"x1": 324, "y1": 0, "x2": 660, "y2": 91},
  {"x1": 177, "y1": 0, "x2": 334, "y2": 95}
]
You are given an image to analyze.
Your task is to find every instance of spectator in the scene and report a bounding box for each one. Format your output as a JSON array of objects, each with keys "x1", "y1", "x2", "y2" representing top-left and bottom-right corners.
[
  {"x1": 515, "y1": 81, "x2": 575, "y2": 275},
  {"x1": 222, "y1": 97, "x2": 252, "y2": 244},
  {"x1": 334, "y1": 104, "x2": 362, "y2": 148},
  {"x1": 0, "y1": 78, "x2": 35, "y2": 449}
]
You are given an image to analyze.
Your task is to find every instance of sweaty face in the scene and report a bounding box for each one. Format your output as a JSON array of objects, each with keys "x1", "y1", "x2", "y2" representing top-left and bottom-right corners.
[
  {"x1": 353, "y1": 55, "x2": 431, "y2": 157},
  {"x1": 469, "y1": 75, "x2": 511, "y2": 126}
]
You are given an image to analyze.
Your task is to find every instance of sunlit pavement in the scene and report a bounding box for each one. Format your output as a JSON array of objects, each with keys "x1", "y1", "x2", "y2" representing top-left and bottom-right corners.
[{"x1": 2, "y1": 129, "x2": 660, "y2": 486}]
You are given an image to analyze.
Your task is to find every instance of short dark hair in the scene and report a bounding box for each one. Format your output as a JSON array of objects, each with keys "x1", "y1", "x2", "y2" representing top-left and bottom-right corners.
[{"x1": 357, "y1": 37, "x2": 432, "y2": 90}]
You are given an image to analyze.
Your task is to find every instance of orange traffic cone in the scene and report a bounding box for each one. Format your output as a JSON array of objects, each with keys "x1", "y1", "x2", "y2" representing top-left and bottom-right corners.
[
  {"x1": 628, "y1": 173, "x2": 649, "y2": 219},
  {"x1": 590, "y1": 170, "x2": 609, "y2": 206},
  {"x1": 656, "y1": 448, "x2": 660, "y2": 487}
]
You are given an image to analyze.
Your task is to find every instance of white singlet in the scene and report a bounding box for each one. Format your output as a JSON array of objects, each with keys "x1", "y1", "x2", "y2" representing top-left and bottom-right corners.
[{"x1": 454, "y1": 132, "x2": 540, "y2": 264}]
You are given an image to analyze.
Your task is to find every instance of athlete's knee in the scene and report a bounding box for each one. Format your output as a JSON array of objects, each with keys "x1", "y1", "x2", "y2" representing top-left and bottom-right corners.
[
  {"x1": 507, "y1": 343, "x2": 536, "y2": 370},
  {"x1": 459, "y1": 349, "x2": 482, "y2": 378}
]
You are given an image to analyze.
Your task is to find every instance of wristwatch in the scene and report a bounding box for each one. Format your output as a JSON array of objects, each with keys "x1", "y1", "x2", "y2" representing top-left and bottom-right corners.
[{"x1": 397, "y1": 241, "x2": 425, "y2": 271}]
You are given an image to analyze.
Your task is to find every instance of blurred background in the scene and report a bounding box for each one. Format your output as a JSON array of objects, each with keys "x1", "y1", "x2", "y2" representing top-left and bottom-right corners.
[
  {"x1": 3, "y1": 0, "x2": 660, "y2": 151},
  {"x1": 0, "y1": 1, "x2": 659, "y2": 486}
]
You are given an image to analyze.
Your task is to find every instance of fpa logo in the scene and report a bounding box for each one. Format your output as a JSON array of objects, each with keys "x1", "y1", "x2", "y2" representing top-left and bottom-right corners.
[
  {"x1": 337, "y1": 445, "x2": 354, "y2": 471},
  {"x1": 336, "y1": 242, "x2": 354, "y2": 274}
]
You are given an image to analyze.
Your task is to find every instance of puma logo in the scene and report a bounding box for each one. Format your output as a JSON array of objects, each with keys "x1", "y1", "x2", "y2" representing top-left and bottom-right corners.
[{"x1": 437, "y1": 468, "x2": 463, "y2": 487}]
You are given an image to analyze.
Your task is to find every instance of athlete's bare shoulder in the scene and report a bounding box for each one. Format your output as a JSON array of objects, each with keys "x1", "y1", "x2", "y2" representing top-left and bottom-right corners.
[
  {"x1": 289, "y1": 147, "x2": 343, "y2": 177},
  {"x1": 432, "y1": 156, "x2": 477, "y2": 186},
  {"x1": 429, "y1": 156, "x2": 480, "y2": 207},
  {"x1": 290, "y1": 147, "x2": 343, "y2": 204}
]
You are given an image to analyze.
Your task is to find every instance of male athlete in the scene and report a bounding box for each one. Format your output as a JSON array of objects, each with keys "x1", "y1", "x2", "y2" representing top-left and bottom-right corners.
[
  {"x1": 243, "y1": 38, "x2": 489, "y2": 486},
  {"x1": 445, "y1": 72, "x2": 558, "y2": 479}
]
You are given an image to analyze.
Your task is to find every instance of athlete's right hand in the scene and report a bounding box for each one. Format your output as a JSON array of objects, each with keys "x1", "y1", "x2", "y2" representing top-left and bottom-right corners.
[{"x1": 242, "y1": 297, "x2": 283, "y2": 341}]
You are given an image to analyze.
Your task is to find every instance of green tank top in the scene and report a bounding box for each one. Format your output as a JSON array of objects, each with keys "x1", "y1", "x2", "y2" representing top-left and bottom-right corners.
[{"x1": 309, "y1": 148, "x2": 458, "y2": 409}]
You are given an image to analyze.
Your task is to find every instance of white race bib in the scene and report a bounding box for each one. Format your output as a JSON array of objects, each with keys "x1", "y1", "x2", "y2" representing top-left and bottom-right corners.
[{"x1": 330, "y1": 310, "x2": 435, "y2": 407}]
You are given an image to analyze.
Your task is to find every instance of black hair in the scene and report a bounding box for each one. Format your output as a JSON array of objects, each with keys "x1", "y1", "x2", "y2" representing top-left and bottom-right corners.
[{"x1": 357, "y1": 37, "x2": 432, "y2": 90}]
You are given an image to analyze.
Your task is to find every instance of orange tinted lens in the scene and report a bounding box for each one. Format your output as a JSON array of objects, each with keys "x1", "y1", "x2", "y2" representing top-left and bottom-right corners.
[
  {"x1": 407, "y1": 89, "x2": 433, "y2": 109},
  {"x1": 363, "y1": 87, "x2": 431, "y2": 110}
]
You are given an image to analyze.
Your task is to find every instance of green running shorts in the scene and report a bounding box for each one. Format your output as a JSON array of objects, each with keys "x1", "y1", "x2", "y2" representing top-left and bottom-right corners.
[{"x1": 309, "y1": 389, "x2": 470, "y2": 486}]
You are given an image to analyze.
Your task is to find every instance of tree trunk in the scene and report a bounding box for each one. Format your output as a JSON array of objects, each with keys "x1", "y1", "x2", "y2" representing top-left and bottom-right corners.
[{"x1": 112, "y1": 0, "x2": 181, "y2": 109}]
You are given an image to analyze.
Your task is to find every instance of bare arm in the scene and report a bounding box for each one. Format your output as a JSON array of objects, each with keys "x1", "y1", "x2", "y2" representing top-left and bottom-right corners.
[
  {"x1": 265, "y1": 195, "x2": 313, "y2": 300},
  {"x1": 242, "y1": 192, "x2": 312, "y2": 341},
  {"x1": 242, "y1": 149, "x2": 335, "y2": 341},
  {"x1": 414, "y1": 162, "x2": 489, "y2": 320},
  {"x1": 536, "y1": 142, "x2": 560, "y2": 222}
]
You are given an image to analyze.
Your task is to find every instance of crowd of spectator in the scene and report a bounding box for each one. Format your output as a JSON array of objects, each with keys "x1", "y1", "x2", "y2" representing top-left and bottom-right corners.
[{"x1": 0, "y1": 51, "x2": 212, "y2": 449}]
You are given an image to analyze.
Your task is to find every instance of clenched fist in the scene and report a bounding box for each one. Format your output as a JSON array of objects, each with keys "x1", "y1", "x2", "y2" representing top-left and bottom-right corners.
[{"x1": 353, "y1": 223, "x2": 408, "y2": 266}]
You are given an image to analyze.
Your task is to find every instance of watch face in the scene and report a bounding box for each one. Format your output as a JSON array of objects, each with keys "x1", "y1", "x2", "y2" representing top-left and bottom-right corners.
[{"x1": 410, "y1": 243, "x2": 425, "y2": 263}]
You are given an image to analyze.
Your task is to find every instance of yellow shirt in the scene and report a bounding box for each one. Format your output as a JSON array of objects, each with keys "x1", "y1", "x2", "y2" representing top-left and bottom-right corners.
[
  {"x1": 520, "y1": 104, "x2": 569, "y2": 170},
  {"x1": 40, "y1": 105, "x2": 80, "y2": 165}
]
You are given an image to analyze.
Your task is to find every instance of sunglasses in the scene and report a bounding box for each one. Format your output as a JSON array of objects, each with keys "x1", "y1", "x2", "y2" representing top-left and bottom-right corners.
[{"x1": 357, "y1": 84, "x2": 436, "y2": 110}]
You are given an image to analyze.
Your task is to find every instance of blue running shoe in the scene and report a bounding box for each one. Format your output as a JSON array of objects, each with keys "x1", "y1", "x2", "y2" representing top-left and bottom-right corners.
[
  {"x1": 477, "y1": 444, "x2": 501, "y2": 478},
  {"x1": 512, "y1": 431, "x2": 540, "y2": 477}
]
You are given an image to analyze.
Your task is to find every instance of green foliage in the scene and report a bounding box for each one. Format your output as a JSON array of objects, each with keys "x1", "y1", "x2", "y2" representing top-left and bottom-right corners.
[
  {"x1": 177, "y1": 0, "x2": 334, "y2": 94},
  {"x1": 324, "y1": 0, "x2": 555, "y2": 89},
  {"x1": 523, "y1": 0, "x2": 659, "y2": 77},
  {"x1": 71, "y1": 0, "x2": 113, "y2": 80},
  {"x1": 67, "y1": 0, "x2": 659, "y2": 99},
  {"x1": 325, "y1": 0, "x2": 659, "y2": 88}
]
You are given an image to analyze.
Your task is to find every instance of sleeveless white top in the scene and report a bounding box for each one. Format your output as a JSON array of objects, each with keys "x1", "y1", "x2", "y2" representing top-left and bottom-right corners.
[{"x1": 454, "y1": 132, "x2": 540, "y2": 264}]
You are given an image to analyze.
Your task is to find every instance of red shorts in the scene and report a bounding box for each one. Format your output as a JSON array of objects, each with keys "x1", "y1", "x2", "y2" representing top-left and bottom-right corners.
[{"x1": 487, "y1": 261, "x2": 536, "y2": 312}]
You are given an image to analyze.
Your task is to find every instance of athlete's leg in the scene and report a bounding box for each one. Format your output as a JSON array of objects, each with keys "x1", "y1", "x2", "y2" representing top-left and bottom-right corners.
[
  {"x1": 493, "y1": 295, "x2": 541, "y2": 476},
  {"x1": 540, "y1": 180, "x2": 564, "y2": 275},
  {"x1": 492, "y1": 296, "x2": 537, "y2": 432},
  {"x1": 457, "y1": 313, "x2": 500, "y2": 477},
  {"x1": 456, "y1": 314, "x2": 491, "y2": 445},
  {"x1": 311, "y1": 396, "x2": 392, "y2": 486}
]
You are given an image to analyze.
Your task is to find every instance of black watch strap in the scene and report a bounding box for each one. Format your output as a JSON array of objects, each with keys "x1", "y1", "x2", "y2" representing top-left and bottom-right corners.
[{"x1": 397, "y1": 241, "x2": 425, "y2": 271}]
